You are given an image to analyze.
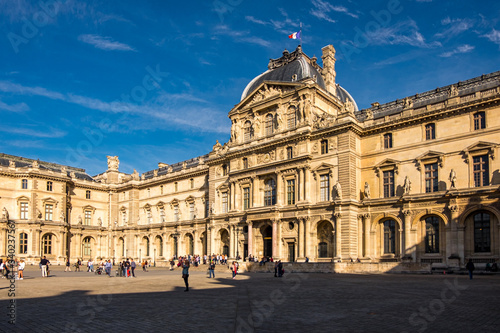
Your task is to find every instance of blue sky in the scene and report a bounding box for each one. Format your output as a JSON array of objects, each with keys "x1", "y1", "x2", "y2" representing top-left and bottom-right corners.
[{"x1": 1, "y1": 0, "x2": 499, "y2": 176}]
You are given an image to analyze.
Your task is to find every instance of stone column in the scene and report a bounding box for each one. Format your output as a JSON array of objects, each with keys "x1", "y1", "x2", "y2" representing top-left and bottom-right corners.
[
  {"x1": 60, "y1": 231, "x2": 67, "y2": 259},
  {"x1": 272, "y1": 220, "x2": 278, "y2": 258},
  {"x1": 304, "y1": 167, "x2": 311, "y2": 202},
  {"x1": 235, "y1": 183, "x2": 241, "y2": 211},
  {"x1": 252, "y1": 177, "x2": 258, "y2": 208},
  {"x1": 357, "y1": 215, "x2": 364, "y2": 258},
  {"x1": 230, "y1": 182, "x2": 235, "y2": 211},
  {"x1": 230, "y1": 225, "x2": 235, "y2": 258},
  {"x1": 403, "y1": 210, "x2": 413, "y2": 260},
  {"x1": 304, "y1": 217, "x2": 310, "y2": 259},
  {"x1": 334, "y1": 213, "x2": 341, "y2": 259},
  {"x1": 364, "y1": 214, "x2": 371, "y2": 258},
  {"x1": 449, "y1": 204, "x2": 459, "y2": 256},
  {"x1": 298, "y1": 218, "x2": 304, "y2": 260},
  {"x1": 298, "y1": 169, "x2": 303, "y2": 201},
  {"x1": 276, "y1": 172, "x2": 283, "y2": 206},
  {"x1": 248, "y1": 221, "x2": 253, "y2": 258},
  {"x1": 457, "y1": 226, "x2": 465, "y2": 265},
  {"x1": 74, "y1": 231, "x2": 82, "y2": 258}
]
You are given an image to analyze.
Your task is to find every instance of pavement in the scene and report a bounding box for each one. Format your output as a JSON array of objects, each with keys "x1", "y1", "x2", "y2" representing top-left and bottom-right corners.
[{"x1": 1, "y1": 264, "x2": 499, "y2": 332}]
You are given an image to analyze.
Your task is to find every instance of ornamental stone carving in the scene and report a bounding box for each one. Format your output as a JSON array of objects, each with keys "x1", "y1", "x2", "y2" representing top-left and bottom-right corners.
[{"x1": 107, "y1": 156, "x2": 119, "y2": 171}]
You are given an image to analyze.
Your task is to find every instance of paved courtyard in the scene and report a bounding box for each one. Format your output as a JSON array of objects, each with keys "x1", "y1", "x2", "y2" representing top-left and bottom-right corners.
[{"x1": 1, "y1": 264, "x2": 499, "y2": 332}]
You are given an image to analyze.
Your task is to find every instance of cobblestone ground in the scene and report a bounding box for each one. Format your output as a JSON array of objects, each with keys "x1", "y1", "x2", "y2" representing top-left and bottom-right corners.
[{"x1": 1, "y1": 264, "x2": 499, "y2": 332}]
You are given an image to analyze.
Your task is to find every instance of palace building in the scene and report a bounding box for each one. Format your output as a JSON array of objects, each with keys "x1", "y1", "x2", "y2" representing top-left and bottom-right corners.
[{"x1": 1, "y1": 45, "x2": 499, "y2": 272}]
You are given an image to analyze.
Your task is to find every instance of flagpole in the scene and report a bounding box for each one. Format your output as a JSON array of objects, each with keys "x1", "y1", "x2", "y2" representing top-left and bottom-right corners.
[{"x1": 299, "y1": 22, "x2": 302, "y2": 47}]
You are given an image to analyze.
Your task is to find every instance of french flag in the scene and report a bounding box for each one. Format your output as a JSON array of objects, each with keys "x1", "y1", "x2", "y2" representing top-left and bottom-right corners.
[{"x1": 288, "y1": 31, "x2": 301, "y2": 39}]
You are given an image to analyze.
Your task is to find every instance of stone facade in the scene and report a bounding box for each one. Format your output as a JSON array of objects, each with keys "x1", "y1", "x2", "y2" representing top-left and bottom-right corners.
[{"x1": 1, "y1": 45, "x2": 499, "y2": 271}]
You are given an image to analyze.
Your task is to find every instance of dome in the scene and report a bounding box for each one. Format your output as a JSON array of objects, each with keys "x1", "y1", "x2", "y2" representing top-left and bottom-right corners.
[{"x1": 240, "y1": 46, "x2": 358, "y2": 111}]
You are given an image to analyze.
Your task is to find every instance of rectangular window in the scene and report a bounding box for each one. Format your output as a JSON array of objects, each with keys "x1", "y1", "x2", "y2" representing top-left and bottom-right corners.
[
  {"x1": 160, "y1": 185, "x2": 163, "y2": 195},
  {"x1": 22, "y1": 179, "x2": 28, "y2": 189},
  {"x1": 47, "y1": 181, "x2": 53, "y2": 191},
  {"x1": 321, "y1": 140, "x2": 328, "y2": 154},
  {"x1": 174, "y1": 206, "x2": 179, "y2": 221},
  {"x1": 222, "y1": 192, "x2": 228, "y2": 213},
  {"x1": 243, "y1": 187, "x2": 250, "y2": 210},
  {"x1": 190, "y1": 179, "x2": 194, "y2": 189},
  {"x1": 189, "y1": 202, "x2": 194, "y2": 219},
  {"x1": 425, "y1": 124, "x2": 435, "y2": 140},
  {"x1": 287, "y1": 147, "x2": 293, "y2": 159},
  {"x1": 473, "y1": 155, "x2": 489, "y2": 187},
  {"x1": 384, "y1": 133, "x2": 393, "y2": 149},
  {"x1": 147, "y1": 209, "x2": 152, "y2": 224},
  {"x1": 425, "y1": 217, "x2": 440, "y2": 253},
  {"x1": 84, "y1": 210, "x2": 91, "y2": 225},
  {"x1": 474, "y1": 112, "x2": 486, "y2": 130},
  {"x1": 425, "y1": 163, "x2": 439, "y2": 193},
  {"x1": 383, "y1": 171, "x2": 395, "y2": 198},
  {"x1": 286, "y1": 179, "x2": 295, "y2": 205},
  {"x1": 86, "y1": 190, "x2": 91, "y2": 199},
  {"x1": 45, "y1": 204, "x2": 53, "y2": 221},
  {"x1": 383, "y1": 221, "x2": 396, "y2": 254},
  {"x1": 320, "y1": 175, "x2": 329, "y2": 201},
  {"x1": 243, "y1": 158, "x2": 248, "y2": 169},
  {"x1": 19, "y1": 233, "x2": 28, "y2": 254},
  {"x1": 174, "y1": 182, "x2": 178, "y2": 192},
  {"x1": 20, "y1": 202, "x2": 28, "y2": 220}
]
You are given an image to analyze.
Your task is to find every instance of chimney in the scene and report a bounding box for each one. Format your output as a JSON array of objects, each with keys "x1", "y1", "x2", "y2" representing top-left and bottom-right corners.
[{"x1": 321, "y1": 45, "x2": 336, "y2": 95}]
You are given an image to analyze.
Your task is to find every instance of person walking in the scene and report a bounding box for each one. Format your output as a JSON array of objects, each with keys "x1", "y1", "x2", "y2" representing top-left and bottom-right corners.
[
  {"x1": 130, "y1": 259, "x2": 136, "y2": 278},
  {"x1": 65, "y1": 258, "x2": 71, "y2": 272},
  {"x1": 170, "y1": 258, "x2": 175, "y2": 271},
  {"x1": 182, "y1": 259, "x2": 190, "y2": 292},
  {"x1": 466, "y1": 259, "x2": 475, "y2": 280},
  {"x1": 208, "y1": 260, "x2": 215, "y2": 278},
  {"x1": 40, "y1": 256, "x2": 50, "y2": 277}
]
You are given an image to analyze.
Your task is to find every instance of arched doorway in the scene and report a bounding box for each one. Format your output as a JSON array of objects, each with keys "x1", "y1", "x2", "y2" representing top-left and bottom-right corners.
[
  {"x1": 317, "y1": 221, "x2": 335, "y2": 259},
  {"x1": 262, "y1": 225, "x2": 272, "y2": 258},
  {"x1": 200, "y1": 231, "x2": 207, "y2": 255},
  {"x1": 155, "y1": 236, "x2": 163, "y2": 257},
  {"x1": 220, "y1": 229, "x2": 229, "y2": 256},
  {"x1": 185, "y1": 234, "x2": 194, "y2": 255},
  {"x1": 82, "y1": 236, "x2": 93, "y2": 259}
]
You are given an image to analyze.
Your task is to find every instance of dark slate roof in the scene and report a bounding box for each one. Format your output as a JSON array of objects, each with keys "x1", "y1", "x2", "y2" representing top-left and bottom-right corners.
[
  {"x1": 142, "y1": 154, "x2": 209, "y2": 180},
  {"x1": 241, "y1": 56, "x2": 326, "y2": 101},
  {"x1": 356, "y1": 70, "x2": 500, "y2": 121},
  {"x1": 0, "y1": 153, "x2": 96, "y2": 181}
]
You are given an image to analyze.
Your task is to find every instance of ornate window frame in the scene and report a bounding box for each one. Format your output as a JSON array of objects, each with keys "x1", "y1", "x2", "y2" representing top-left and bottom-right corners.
[
  {"x1": 375, "y1": 159, "x2": 400, "y2": 198},
  {"x1": 415, "y1": 151, "x2": 444, "y2": 193},
  {"x1": 462, "y1": 141, "x2": 496, "y2": 188}
]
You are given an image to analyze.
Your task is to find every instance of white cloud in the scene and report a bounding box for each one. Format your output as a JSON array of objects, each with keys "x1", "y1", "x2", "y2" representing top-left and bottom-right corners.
[
  {"x1": 213, "y1": 25, "x2": 271, "y2": 47},
  {"x1": 0, "y1": 99, "x2": 29, "y2": 112},
  {"x1": 0, "y1": 125, "x2": 66, "y2": 138},
  {"x1": 310, "y1": 0, "x2": 358, "y2": 23},
  {"x1": 482, "y1": 28, "x2": 500, "y2": 46},
  {"x1": 244, "y1": 9, "x2": 300, "y2": 35},
  {"x1": 435, "y1": 17, "x2": 474, "y2": 39},
  {"x1": 78, "y1": 34, "x2": 136, "y2": 51},
  {"x1": 364, "y1": 20, "x2": 441, "y2": 48},
  {"x1": 439, "y1": 44, "x2": 475, "y2": 57},
  {"x1": 0, "y1": 81, "x2": 229, "y2": 134}
]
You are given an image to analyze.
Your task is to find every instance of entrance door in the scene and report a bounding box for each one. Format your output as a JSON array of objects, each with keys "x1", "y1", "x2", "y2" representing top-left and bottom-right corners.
[
  {"x1": 263, "y1": 225, "x2": 273, "y2": 257},
  {"x1": 243, "y1": 244, "x2": 248, "y2": 260},
  {"x1": 288, "y1": 243, "x2": 295, "y2": 262}
]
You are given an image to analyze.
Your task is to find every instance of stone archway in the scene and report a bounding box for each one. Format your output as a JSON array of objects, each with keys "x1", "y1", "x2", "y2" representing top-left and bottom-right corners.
[
  {"x1": 317, "y1": 221, "x2": 335, "y2": 259},
  {"x1": 219, "y1": 229, "x2": 230, "y2": 256}
]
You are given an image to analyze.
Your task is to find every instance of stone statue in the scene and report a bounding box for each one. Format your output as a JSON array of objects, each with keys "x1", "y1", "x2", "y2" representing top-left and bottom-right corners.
[
  {"x1": 160, "y1": 209, "x2": 165, "y2": 222},
  {"x1": 344, "y1": 99, "x2": 354, "y2": 114},
  {"x1": 32, "y1": 160, "x2": 39, "y2": 168},
  {"x1": 60, "y1": 210, "x2": 65, "y2": 222},
  {"x1": 403, "y1": 176, "x2": 412, "y2": 194},
  {"x1": 304, "y1": 96, "x2": 312, "y2": 123},
  {"x1": 211, "y1": 202, "x2": 216, "y2": 214},
  {"x1": 334, "y1": 181, "x2": 342, "y2": 200},
  {"x1": 98, "y1": 217, "x2": 102, "y2": 226},
  {"x1": 365, "y1": 109, "x2": 373, "y2": 120},
  {"x1": 36, "y1": 208, "x2": 42, "y2": 219},
  {"x1": 449, "y1": 169, "x2": 457, "y2": 189},
  {"x1": 9, "y1": 160, "x2": 15, "y2": 168},
  {"x1": 403, "y1": 97, "x2": 413, "y2": 109},
  {"x1": 153, "y1": 169, "x2": 158, "y2": 177},
  {"x1": 212, "y1": 140, "x2": 222, "y2": 152},
  {"x1": 78, "y1": 215, "x2": 83, "y2": 225},
  {"x1": 107, "y1": 156, "x2": 119, "y2": 171},
  {"x1": 2, "y1": 208, "x2": 8, "y2": 220},
  {"x1": 364, "y1": 182, "x2": 371, "y2": 199},
  {"x1": 132, "y1": 169, "x2": 140, "y2": 180},
  {"x1": 253, "y1": 116, "x2": 261, "y2": 133},
  {"x1": 276, "y1": 111, "x2": 283, "y2": 129},
  {"x1": 298, "y1": 96, "x2": 305, "y2": 122},
  {"x1": 449, "y1": 85, "x2": 458, "y2": 97},
  {"x1": 231, "y1": 120, "x2": 237, "y2": 141}
]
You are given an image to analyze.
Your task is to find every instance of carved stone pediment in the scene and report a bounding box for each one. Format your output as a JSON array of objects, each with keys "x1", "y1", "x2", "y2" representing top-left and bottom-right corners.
[
  {"x1": 257, "y1": 150, "x2": 276, "y2": 164},
  {"x1": 415, "y1": 151, "x2": 444, "y2": 170}
]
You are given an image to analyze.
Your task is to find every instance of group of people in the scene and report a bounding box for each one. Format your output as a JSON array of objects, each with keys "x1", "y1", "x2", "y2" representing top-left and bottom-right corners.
[{"x1": 0, "y1": 258, "x2": 25, "y2": 280}]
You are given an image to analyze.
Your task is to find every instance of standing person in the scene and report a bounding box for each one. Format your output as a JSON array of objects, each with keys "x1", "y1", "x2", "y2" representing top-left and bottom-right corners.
[
  {"x1": 231, "y1": 261, "x2": 239, "y2": 279},
  {"x1": 105, "y1": 260, "x2": 112, "y2": 277},
  {"x1": 170, "y1": 258, "x2": 175, "y2": 271},
  {"x1": 40, "y1": 256, "x2": 50, "y2": 277},
  {"x1": 466, "y1": 259, "x2": 475, "y2": 280},
  {"x1": 278, "y1": 260, "x2": 283, "y2": 277},
  {"x1": 0, "y1": 259, "x2": 8, "y2": 279},
  {"x1": 65, "y1": 258, "x2": 71, "y2": 272},
  {"x1": 182, "y1": 259, "x2": 190, "y2": 292},
  {"x1": 125, "y1": 259, "x2": 131, "y2": 277},
  {"x1": 18, "y1": 260, "x2": 25, "y2": 280},
  {"x1": 208, "y1": 260, "x2": 215, "y2": 278},
  {"x1": 142, "y1": 260, "x2": 148, "y2": 272},
  {"x1": 130, "y1": 259, "x2": 136, "y2": 278}
]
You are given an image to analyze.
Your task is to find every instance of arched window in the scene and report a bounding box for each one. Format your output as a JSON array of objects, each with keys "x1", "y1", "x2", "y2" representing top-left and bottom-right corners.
[
  {"x1": 383, "y1": 220, "x2": 396, "y2": 254},
  {"x1": 244, "y1": 121, "x2": 253, "y2": 142},
  {"x1": 42, "y1": 234, "x2": 52, "y2": 255},
  {"x1": 425, "y1": 216, "x2": 440, "y2": 253},
  {"x1": 474, "y1": 212, "x2": 490, "y2": 252},
  {"x1": 145, "y1": 237, "x2": 150, "y2": 256},
  {"x1": 287, "y1": 106, "x2": 296, "y2": 129},
  {"x1": 19, "y1": 233, "x2": 28, "y2": 254},
  {"x1": 83, "y1": 237, "x2": 92, "y2": 256},
  {"x1": 264, "y1": 179, "x2": 276, "y2": 206},
  {"x1": 265, "y1": 114, "x2": 274, "y2": 136}
]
